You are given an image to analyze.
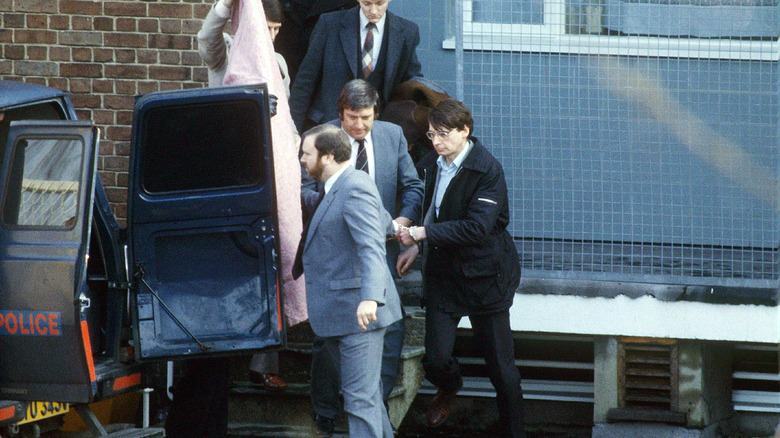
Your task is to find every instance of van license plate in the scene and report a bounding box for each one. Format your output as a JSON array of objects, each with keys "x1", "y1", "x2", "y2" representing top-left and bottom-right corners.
[{"x1": 17, "y1": 401, "x2": 69, "y2": 425}]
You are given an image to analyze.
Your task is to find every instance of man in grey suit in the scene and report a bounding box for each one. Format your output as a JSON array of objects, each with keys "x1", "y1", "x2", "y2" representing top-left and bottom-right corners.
[
  {"x1": 296, "y1": 124, "x2": 402, "y2": 438},
  {"x1": 303, "y1": 79, "x2": 423, "y2": 435},
  {"x1": 289, "y1": 0, "x2": 423, "y2": 132}
]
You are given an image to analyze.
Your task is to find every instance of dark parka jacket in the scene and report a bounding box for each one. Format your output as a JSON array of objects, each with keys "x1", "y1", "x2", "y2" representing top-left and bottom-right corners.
[{"x1": 422, "y1": 137, "x2": 521, "y2": 315}]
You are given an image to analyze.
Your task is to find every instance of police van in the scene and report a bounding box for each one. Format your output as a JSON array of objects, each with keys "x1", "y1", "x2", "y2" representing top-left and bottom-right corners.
[{"x1": 0, "y1": 81, "x2": 284, "y2": 437}]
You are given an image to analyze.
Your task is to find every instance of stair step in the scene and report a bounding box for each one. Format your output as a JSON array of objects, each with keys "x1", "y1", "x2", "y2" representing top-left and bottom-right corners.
[{"x1": 228, "y1": 423, "x2": 348, "y2": 437}]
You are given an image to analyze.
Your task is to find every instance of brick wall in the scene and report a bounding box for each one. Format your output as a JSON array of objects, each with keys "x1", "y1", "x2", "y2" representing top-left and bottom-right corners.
[{"x1": 0, "y1": 0, "x2": 215, "y2": 224}]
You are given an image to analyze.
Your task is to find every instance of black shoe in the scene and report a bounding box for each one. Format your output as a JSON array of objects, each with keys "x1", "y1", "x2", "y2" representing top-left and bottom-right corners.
[{"x1": 312, "y1": 414, "x2": 334, "y2": 437}]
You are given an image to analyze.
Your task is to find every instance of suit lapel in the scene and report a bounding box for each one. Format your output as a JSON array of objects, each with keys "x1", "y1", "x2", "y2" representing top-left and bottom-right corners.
[
  {"x1": 383, "y1": 12, "x2": 402, "y2": 98},
  {"x1": 339, "y1": 9, "x2": 359, "y2": 79},
  {"x1": 304, "y1": 167, "x2": 353, "y2": 251}
]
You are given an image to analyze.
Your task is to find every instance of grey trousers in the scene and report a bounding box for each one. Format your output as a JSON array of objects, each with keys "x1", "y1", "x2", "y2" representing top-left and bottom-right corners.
[{"x1": 318, "y1": 328, "x2": 393, "y2": 438}]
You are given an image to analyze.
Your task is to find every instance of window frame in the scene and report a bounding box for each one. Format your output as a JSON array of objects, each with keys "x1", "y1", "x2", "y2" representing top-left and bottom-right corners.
[{"x1": 444, "y1": 0, "x2": 780, "y2": 61}]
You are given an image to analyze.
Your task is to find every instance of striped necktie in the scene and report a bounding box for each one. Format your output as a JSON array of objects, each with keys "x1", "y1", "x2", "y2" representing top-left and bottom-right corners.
[
  {"x1": 355, "y1": 139, "x2": 369, "y2": 173},
  {"x1": 362, "y1": 23, "x2": 376, "y2": 78}
]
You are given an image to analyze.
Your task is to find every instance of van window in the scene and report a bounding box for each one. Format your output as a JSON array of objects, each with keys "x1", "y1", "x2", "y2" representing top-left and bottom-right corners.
[
  {"x1": 0, "y1": 101, "x2": 66, "y2": 158},
  {"x1": 140, "y1": 100, "x2": 265, "y2": 194},
  {"x1": 3, "y1": 137, "x2": 83, "y2": 228}
]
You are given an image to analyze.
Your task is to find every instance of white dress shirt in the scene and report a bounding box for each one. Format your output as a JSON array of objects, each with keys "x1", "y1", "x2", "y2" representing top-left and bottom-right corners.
[{"x1": 343, "y1": 130, "x2": 376, "y2": 182}]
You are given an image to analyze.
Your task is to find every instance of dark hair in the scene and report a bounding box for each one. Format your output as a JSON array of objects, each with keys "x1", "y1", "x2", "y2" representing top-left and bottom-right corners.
[
  {"x1": 306, "y1": 124, "x2": 352, "y2": 163},
  {"x1": 261, "y1": 0, "x2": 284, "y2": 23},
  {"x1": 428, "y1": 98, "x2": 474, "y2": 136},
  {"x1": 337, "y1": 79, "x2": 379, "y2": 116}
]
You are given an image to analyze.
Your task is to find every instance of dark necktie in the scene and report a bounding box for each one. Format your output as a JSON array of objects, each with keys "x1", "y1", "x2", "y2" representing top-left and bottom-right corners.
[
  {"x1": 355, "y1": 139, "x2": 369, "y2": 174},
  {"x1": 292, "y1": 190, "x2": 325, "y2": 279},
  {"x1": 362, "y1": 23, "x2": 375, "y2": 78}
]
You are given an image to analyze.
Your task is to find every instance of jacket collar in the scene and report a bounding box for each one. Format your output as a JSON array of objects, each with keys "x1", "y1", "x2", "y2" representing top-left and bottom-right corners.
[{"x1": 426, "y1": 136, "x2": 491, "y2": 176}]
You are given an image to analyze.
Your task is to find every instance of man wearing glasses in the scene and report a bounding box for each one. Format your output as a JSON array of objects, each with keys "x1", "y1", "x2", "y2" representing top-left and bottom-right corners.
[{"x1": 397, "y1": 99, "x2": 525, "y2": 437}]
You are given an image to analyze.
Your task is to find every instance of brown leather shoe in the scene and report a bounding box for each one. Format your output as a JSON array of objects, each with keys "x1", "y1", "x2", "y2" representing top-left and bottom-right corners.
[
  {"x1": 250, "y1": 372, "x2": 288, "y2": 391},
  {"x1": 426, "y1": 380, "x2": 462, "y2": 428}
]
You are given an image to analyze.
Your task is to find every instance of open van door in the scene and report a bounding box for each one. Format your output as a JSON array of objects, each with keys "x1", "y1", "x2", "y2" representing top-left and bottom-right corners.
[
  {"x1": 127, "y1": 85, "x2": 284, "y2": 361},
  {"x1": 0, "y1": 120, "x2": 99, "y2": 403}
]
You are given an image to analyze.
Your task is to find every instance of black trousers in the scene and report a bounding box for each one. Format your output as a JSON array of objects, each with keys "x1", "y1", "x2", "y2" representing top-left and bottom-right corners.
[
  {"x1": 165, "y1": 358, "x2": 230, "y2": 438},
  {"x1": 423, "y1": 306, "x2": 525, "y2": 438}
]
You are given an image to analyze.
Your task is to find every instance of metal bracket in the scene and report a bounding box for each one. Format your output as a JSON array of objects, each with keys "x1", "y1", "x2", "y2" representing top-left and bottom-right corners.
[{"x1": 134, "y1": 264, "x2": 212, "y2": 352}]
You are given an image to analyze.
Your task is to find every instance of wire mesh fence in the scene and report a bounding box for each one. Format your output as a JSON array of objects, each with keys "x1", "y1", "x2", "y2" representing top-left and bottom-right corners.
[{"x1": 452, "y1": 0, "x2": 780, "y2": 287}]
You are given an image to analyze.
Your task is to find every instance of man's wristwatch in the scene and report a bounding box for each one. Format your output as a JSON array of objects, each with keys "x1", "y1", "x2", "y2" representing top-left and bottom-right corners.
[{"x1": 409, "y1": 226, "x2": 420, "y2": 243}]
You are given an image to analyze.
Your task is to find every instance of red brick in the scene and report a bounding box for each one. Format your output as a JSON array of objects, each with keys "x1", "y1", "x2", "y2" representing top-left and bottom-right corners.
[
  {"x1": 115, "y1": 49, "x2": 135, "y2": 63},
  {"x1": 104, "y1": 187, "x2": 128, "y2": 203},
  {"x1": 3, "y1": 14, "x2": 24, "y2": 28},
  {"x1": 192, "y1": 67, "x2": 208, "y2": 83},
  {"x1": 5, "y1": 45, "x2": 24, "y2": 60},
  {"x1": 149, "y1": 65, "x2": 190, "y2": 81},
  {"x1": 148, "y1": 3, "x2": 192, "y2": 19},
  {"x1": 183, "y1": 82, "x2": 204, "y2": 90},
  {"x1": 105, "y1": 64, "x2": 147, "y2": 79},
  {"x1": 159, "y1": 50, "x2": 180, "y2": 65},
  {"x1": 0, "y1": 63, "x2": 11, "y2": 75},
  {"x1": 116, "y1": 172, "x2": 128, "y2": 187},
  {"x1": 72, "y1": 47, "x2": 92, "y2": 62},
  {"x1": 74, "y1": 109, "x2": 92, "y2": 120},
  {"x1": 15, "y1": 29, "x2": 56, "y2": 44},
  {"x1": 159, "y1": 81, "x2": 182, "y2": 91},
  {"x1": 59, "y1": 0, "x2": 101, "y2": 15},
  {"x1": 137, "y1": 81, "x2": 159, "y2": 94},
  {"x1": 98, "y1": 171, "x2": 117, "y2": 186},
  {"x1": 92, "y1": 79, "x2": 114, "y2": 93},
  {"x1": 104, "y1": 32, "x2": 146, "y2": 48},
  {"x1": 49, "y1": 46, "x2": 70, "y2": 61},
  {"x1": 138, "y1": 18, "x2": 159, "y2": 33},
  {"x1": 116, "y1": 17, "x2": 136, "y2": 32},
  {"x1": 149, "y1": 34, "x2": 191, "y2": 50},
  {"x1": 0, "y1": 0, "x2": 11, "y2": 9},
  {"x1": 113, "y1": 203, "x2": 127, "y2": 224},
  {"x1": 104, "y1": 1, "x2": 145, "y2": 17},
  {"x1": 27, "y1": 45, "x2": 47, "y2": 60},
  {"x1": 26, "y1": 14, "x2": 47, "y2": 29},
  {"x1": 72, "y1": 16, "x2": 92, "y2": 31},
  {"x1": 70, "y1": 93, "x2": 102, "y2": 109},
  {"x1": 60, "y1": 63, "x2": 103, "y2": 78},
  {"x1": 0, "y1": 29, "x2": 12, "y2": 43},
  {"x1": 94, "y1": 17, "x2": 113, "y2": 32},
  {"x1": 104, "y1": 156, "x2": 130, "y2": 172},
  {"x1": 194, "y1": 4, "x2": 211, "y2": 17},
  {"x1": 69, "y1": 78, "x2": 92, "y2": 93},
  {"x1": 160, "y1": 19, "x2": 182, "y2": 34},
  {"x1": 49, "y1": 15, "x2": 69, "y2": 30},
  {"x1": 104, "y1": 95, "x2": 134, "y2": 110},
  {"x1": 18, "y1": 0, "x2": 57, "y2": 13},
  {"x1": 47, "y1": 77, "x2": 68, "y2": 91},
  {"x1": 182, "y1": 19, "x2": 201, "y2": 35},
  {"x1": 93, "y1": 109, "x2": 115, "y2": 125},
  {"x1": 115, "y1": 81, "x2": 136, "y2": 95},
  {"x1": 59, "y1": 31, "x2": 102, "y2": 46},
  {"x1": 114, "y1": 110, "x2": 132, "y2": 126},
  {"x1": 182, "y1": 51, "x2": 202, "y2": 66},
  {"x1": 137, "y1": 49, "x2": 157, "y2": 64},
  {"x1": 25, "y1": 77, "x2": 47, "y2": 85},
  {"x1": 94, "y1": 49, "x2": 113, "y2": 63}
]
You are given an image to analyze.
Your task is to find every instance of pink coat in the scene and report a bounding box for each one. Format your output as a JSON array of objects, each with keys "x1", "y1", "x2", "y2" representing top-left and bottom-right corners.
[{"x1": 223, "y1": 0, "x2": 307, "y2": 326}]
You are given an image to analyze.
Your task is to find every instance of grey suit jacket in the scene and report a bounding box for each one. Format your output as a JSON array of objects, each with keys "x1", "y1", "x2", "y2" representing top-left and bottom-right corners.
[
  {"x1": 289, "y1": 7, "x2": 423, "y2": 131},
  {"x1": 302, "y1": 120, "x2": 423, "y2": 273},
  {"x1": 302, "y1": 167, "x2": 402, "y2": 337}
]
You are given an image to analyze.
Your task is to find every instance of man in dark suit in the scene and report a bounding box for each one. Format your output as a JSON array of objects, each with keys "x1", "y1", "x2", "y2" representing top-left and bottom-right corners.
[
  {"x1": 289, "y1": 0, "x2": 423, "y2": 132},
  {"x1": 303, "y1": 79, "x2": 423, "y2": 435},
  {"x1": 297, "y1": 124, "x2": 402, "y2": 437},
  {"x1": 396, "y1": 99, "x2": 526, "y2": 438}
]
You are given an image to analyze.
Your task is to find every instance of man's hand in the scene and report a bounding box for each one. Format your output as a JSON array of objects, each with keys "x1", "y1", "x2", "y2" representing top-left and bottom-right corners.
[
  {"x1": 399, "y1": 226, "x2": 426, "y2": 246},
  {"x1": 356, "y1": 300, "x2": 378, "y2": 330},
  {"x1": 394, "y1": 216, "x2": 412, "y2": 228},
  {"x1": 396, "y1": 245, "x2": 419, "y2": 277}
]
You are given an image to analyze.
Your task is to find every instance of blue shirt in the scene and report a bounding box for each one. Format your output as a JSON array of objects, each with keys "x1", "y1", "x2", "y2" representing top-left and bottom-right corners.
[{"x1": 433, "y1": 140, "x2": 474, "y2": 217}]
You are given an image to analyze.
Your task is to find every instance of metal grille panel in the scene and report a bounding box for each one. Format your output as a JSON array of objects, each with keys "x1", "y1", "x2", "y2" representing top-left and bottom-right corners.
[{"x1": 453, "y1": 0, "x2": 780, "y2": 287}]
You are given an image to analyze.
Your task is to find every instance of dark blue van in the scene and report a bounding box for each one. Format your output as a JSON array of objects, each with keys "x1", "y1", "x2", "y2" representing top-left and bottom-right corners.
[{"x1": 0, "y1": 81, "x2": 284, "y2": 435}]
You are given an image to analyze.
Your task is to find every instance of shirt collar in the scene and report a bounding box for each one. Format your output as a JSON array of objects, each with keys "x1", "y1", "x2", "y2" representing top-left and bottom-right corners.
[
  {"x1": 342, "y1": 128, "x2": 372, "y2": 149},
  {"x1": 324, "y1": 163, "x2": 350, "y2": 194},
  {"x1": 436, "y1": 139, "x2": 474, "y2": 171},
  {"x1": 359, "y1": 9, "x2": 386, "y2": 34}
]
